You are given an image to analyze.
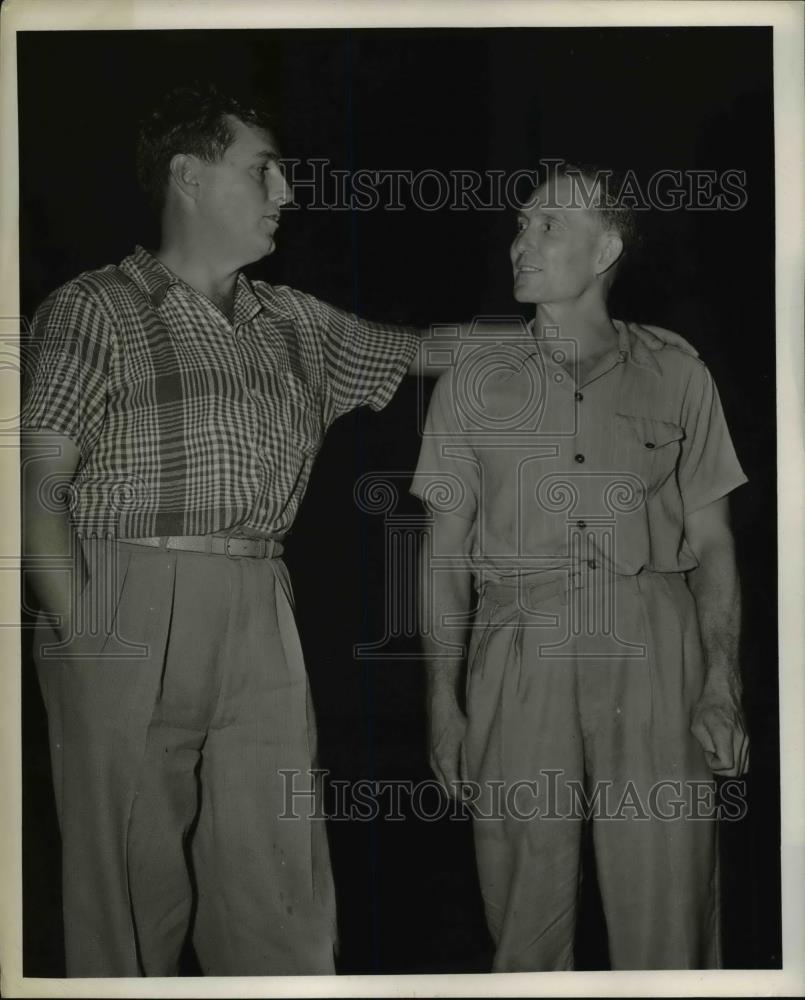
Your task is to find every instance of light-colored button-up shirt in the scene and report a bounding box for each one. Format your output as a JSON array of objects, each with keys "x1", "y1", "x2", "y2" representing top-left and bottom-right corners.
[{"x1": 411, "y1": 320, "x2": 747, "y2": 583}]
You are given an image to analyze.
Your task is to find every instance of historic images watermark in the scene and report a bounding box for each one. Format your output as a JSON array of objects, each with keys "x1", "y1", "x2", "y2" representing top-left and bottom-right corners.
[
  {"x1": 280, "y1": 158, "x2": 748, "y2": 212},
  {"x1": 280, "y1": 769, "x2": 748, "y2": 823}
]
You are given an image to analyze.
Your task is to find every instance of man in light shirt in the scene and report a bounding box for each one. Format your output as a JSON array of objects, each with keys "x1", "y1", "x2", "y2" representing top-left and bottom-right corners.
[{"x1": 412, "y1": 162, "x2": 749, "y2": 970}]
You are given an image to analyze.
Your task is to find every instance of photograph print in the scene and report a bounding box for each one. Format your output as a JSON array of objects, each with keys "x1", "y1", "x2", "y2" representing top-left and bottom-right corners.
[{"x1": 3, "y1": 2, "x2": 798, "y2": 993}]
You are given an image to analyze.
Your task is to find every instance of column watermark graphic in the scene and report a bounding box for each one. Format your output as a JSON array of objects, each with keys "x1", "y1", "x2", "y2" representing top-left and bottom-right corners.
[{"x1": 354, "y1": 318, "x2": 659, "y2": 661}]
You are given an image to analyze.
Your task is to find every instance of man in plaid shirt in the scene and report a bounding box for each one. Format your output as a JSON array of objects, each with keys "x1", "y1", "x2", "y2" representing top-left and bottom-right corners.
[{"x1": 21, "y1": 84, "x2": 687, "y2": 977}]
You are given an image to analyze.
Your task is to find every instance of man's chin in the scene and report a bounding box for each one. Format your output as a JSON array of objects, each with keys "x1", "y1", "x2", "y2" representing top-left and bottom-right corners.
[
  {"x1": 243, "y1": 239, "x2": 276, "y2": 266},
  {"x1": 512, "y1": 286, "x2": 539, "y2": 304}
]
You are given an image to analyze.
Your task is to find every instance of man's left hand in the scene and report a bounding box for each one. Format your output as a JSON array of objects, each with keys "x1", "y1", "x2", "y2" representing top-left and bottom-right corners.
[
  {"x1": 633, "y1": 323, "x2": 699, "y2": 357},
  {"x1": 690, "y1": 684, "x2": 750, "y2": 776}
]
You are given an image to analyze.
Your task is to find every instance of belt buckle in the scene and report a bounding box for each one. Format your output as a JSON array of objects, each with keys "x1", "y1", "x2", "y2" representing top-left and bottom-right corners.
[
  {"x1": 224, "y1": 534, "x2": 267, "y2": 559},
  {"x1": 224, "y1": 535, "x2": 243, "y2": 559}
]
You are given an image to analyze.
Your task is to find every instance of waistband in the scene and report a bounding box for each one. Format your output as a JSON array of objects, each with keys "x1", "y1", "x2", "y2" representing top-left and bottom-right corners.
[
  {"x1": 481, "y1": 565, "x2": 638, "y2": 608},
  {"x1": 117, "y1": 534, "x2": 284, "y2": 560}
]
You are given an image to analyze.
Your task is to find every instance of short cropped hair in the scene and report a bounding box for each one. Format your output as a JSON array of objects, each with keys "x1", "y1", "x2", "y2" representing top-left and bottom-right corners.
[
  {"x1": 535, "y1": 160, "x2": 640, "y2": 261},
  {"x1": 136, "y1": 82, "x2": 276, "y2": 212}
]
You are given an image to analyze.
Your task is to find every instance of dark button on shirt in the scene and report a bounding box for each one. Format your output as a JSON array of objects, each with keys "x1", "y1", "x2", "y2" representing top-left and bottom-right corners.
[{"x1": 411, "y1": 319, "x2": 748, "y2": 582}]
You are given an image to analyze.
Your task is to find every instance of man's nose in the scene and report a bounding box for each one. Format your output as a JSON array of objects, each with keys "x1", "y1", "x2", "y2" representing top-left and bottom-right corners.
[
  {"x1": 269, "y1": 168, "x2": 294, "y2": 208},
  {"x1": 512, "y1": 230, "x2": 535, "y2": 258}
]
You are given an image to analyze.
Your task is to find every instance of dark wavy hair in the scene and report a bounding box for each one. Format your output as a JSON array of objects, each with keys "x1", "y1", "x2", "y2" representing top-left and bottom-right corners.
[{"x1": 136, "y1": 82, "x2": 276, "y2": 212}]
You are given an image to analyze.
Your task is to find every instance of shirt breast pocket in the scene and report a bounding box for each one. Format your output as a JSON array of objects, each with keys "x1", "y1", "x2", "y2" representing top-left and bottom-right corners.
[{"x1": 613, "y1": 413, "x2": 684, "y2": 496}]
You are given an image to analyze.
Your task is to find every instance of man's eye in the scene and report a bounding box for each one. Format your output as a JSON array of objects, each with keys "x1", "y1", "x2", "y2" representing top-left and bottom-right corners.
[{"x1": 516, "y1": 219, "x2": 527, "y2": 231}]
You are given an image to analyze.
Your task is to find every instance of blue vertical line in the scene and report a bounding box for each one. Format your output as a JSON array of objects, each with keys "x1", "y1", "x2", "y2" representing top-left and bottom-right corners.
[{"x1": 344, "y1": 28, "x2": 381, "y2": 973}]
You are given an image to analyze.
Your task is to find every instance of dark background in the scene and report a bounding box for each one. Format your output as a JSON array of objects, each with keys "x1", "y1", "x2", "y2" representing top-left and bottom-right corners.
[{"x1": 18, "y1": 27, "x2": 778, "y2": 975}]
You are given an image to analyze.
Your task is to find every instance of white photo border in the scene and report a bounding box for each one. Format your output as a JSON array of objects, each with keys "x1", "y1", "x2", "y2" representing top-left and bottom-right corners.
[{"x1": 0, "y1": 1, "x2": 802, "y2": 996}]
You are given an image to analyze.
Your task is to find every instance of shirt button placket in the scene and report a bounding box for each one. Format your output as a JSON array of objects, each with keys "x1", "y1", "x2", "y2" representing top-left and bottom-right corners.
[{"x1": 573, "y1": 386, "x2": 586, "y2": 466}]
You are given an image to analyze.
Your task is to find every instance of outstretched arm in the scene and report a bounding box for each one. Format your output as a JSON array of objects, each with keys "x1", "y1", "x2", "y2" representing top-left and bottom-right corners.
[
  {"x1": 633, "y1": 323, "x2": 699, "y2": 357},
  {"x1": 685, "y1": 496, "x2": 749, "y2": 776},
  {"x1": 406, "y1": 320, "x2": 699, "y2": 378}
]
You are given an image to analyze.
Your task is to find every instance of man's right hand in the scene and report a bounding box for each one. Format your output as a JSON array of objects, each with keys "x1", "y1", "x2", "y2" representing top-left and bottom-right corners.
[
  {"x1": 23, "y1": 432, "x2": 86, "y2": 649},
  {"x1": 428, "y1": 697, "x2": 468, "y2": 798},
  {"x1": 419, "y1": 513, "x2": 475, "y2": 798}
]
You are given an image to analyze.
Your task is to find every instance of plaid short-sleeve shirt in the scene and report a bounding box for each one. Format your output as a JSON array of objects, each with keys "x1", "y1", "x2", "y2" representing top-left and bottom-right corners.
[{"x1": 22, "y1": 246, "x2": 419, "y2": 538}]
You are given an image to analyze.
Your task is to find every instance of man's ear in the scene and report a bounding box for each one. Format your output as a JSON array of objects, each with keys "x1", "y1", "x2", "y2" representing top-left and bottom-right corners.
[
  {"x1": 167, "y1": 153, "x2": 202, "y2": 202},
  {"x1": 595, "y1": 231, "x2": 624, "y2": 276}
]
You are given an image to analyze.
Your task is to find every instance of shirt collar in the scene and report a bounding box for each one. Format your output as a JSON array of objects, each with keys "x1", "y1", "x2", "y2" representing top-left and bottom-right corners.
[
  {"x1": 232, "y1": 272, "x2": 264, "y2": 325},
  {"x1": 614, "y1": 320, "x2": 663, "y2": 376},
  {"x1": 525, "y1": 317, "x2": 661, "y2": 377},
  {"x1": 127, "y1": 245, "x2": 176, "y2": 306},
  {"x1": 128, "y1": 245, "x2": 264, "y2": 323}
]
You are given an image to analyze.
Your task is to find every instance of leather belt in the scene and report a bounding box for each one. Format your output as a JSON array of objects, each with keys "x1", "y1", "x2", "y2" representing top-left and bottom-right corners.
[
  {"x1": 483, "y1": 573, "x2": 572, "y2": 609},
  {"x1": 482, "y1": 565, "x2": 613, "y2": 609},
  {"x1": 118, "y1": 534, "x2": 284, "y2": 559}
]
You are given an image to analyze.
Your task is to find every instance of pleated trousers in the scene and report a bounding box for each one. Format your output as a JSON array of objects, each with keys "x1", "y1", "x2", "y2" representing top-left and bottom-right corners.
[
  {"x1": 463, "y1": 568, "x2": 721, "y2": 971},
  {"x1": 33, "y1": 538, "x2": 337, "y2": 977}
]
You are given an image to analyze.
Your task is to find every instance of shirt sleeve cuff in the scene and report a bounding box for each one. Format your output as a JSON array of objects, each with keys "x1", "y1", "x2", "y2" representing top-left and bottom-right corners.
[
  {"x1": 682, "y1": 470, "x2": 749, "y2": 514},
  {"x1": 365, "y1": 329, "x2": 420, "y2": 412}
]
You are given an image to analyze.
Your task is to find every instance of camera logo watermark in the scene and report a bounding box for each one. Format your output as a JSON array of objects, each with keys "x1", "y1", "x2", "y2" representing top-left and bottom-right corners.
[{"x1": 354, "y1": 319, "x2": 657, "y2": 660}]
